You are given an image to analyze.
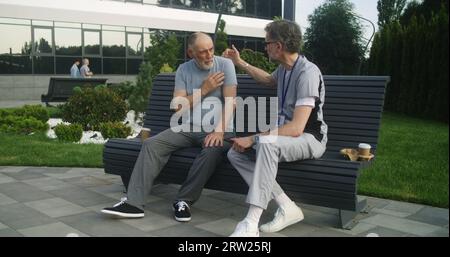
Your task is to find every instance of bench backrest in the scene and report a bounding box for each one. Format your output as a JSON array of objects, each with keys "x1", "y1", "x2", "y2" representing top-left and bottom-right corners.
[
  {"x1": 45, "y1": 77, "x2": 108, "y2": 99},
  {"x1": 145, "y1": 73, "x2": 389, "y2": 155}
]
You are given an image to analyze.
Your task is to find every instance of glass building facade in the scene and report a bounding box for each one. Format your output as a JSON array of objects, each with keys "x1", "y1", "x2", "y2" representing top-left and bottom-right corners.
[{"x1": 0, "y1": 0, "x2": 283, "y2": 75}]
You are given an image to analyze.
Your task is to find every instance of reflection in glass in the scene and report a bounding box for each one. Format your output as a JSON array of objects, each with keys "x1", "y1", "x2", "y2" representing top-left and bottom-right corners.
[
  {"x1": 103, "y1": 31, "x2": 125, "y2": 57},
  {"x1": 270, "y1": 0, "x2": 282, "y2": 19},
  {"x1": 85, "y1": 57, "x2": 101, "y2": 74},
  {"x1": 56, "y1": 56, "x2": 82, "y2": 74},
  {"x1": 0, "y1": 55, "x2": 32, "y2": 74},
  {"x1": 103, "y1": 58, "x2": 125, "y2": 74},
  {"x1": 34, "y1": 28, "x2": 53, "y2": 55},
  {"x1": 246, "y1": 0, "x2": 255, "y2": 16},
  {"x1": 55, "y1": 28, "x2": 82, "y2": 56},
  {"x1": 228, "y1": 0, "x2": 244, "y2": 15},
  {"x1": 0, "y1": 24, "x2": 31, "y2": 55},
  {"x1": 127, "y1": 33, "x2": 143, "y2": 56},
  {"x1": 202, "y1": 0, "x2": 215, "y2": 10},
  {"x1": 186, "y1": 0, "x2": 200, "y2": 8},
  {"x1": 84, "y1": 30, "x2": 101, "y2": 55},
  {"x1": 127, "y1": 58, "x2": 143, "y2": 74},
  {"x1": 33, "y1": 56, "x2": 54, "y2": 74},
  {"x1": 256, "y1": 0, "x2": 269, "y2": 18}
]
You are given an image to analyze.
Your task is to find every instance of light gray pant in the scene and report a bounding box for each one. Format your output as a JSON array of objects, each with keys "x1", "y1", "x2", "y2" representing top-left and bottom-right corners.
[
  {"x1": 227, "y1": 133, "x2": 326, "y2": 210},
  {"x1": 127, "y1": 128, "x2": 232, "y2": 209}
]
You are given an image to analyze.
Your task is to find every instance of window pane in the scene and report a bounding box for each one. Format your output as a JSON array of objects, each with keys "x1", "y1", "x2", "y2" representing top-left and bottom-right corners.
[
  {"x1": 84, "y1": 30, "x2": 101, "y2": 55},
  {"x1": 256, "y1": 0, "x2": 269, "y2": 18},
  {"x1": 270, "y1": 0, "x2": 282, "y2": 19},
  {"x1": 171, "y1": 0, "x2": 185, "y2": 7},
  {"x1": 127, "y1": 58, "x2": 143, "y2": 74},
  {"x1": 246, "y1": 0, "x2": 255, "y2": 16},
  {"x1": 202, "y1": 0, "x2": 215, "y2": 11},
  {"x1": 229, "y1": 0, "x2": 245, "y2": 15},
  {"x1": 0, "y1": 24, "x2": 31, "y2": 55},
  {"x1": 103, "y1": 58, "x2": 125, "y2": 74},
  {"x1": 186, "y1": 0, "x2": 200, "y2": 8},
  {"x1": 33, "y1": 56, "x2": 54, "y2": 74},
  {"x1": 0, "y1": 55, "x2": 32, "y2": 74},
  {"x1": 55, "y1": 28, "x2": 82, "y2": 56},
  {"x1": 0, "y1": 17, "x2": 31, "y2": 25},
  {"x1": 143, "y1": 0, "x2": 158, "y2": 4},
  {"x1": 127, "y1": 33, "x2": 143, "y2": 56},
  {"x1": 56, "y1": 56, "x2": 82, "y2": 74},
  {"x1": 103, "y1": 31, "x2": 125, "y2": 57},
  {"x1": 34, "y1": 28, "x2": 53, "y2": 55},
  {"x1": 32, "y1": 20, "x2": 53, "y2": 27}
]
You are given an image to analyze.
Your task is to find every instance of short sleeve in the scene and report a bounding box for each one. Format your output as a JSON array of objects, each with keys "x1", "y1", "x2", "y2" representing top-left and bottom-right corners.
[
  {"x1": 271, "y1": 67, "x2": 280, "y2": 82},
  {"x1": 223, "y1": 59, "x2": 238, "y2": 87},
  {"x1": 174, "y1": 64, "x2": 186, "y2": 91},
  {"x1": 296, "y1": 67, "x2": 321, "y2": 101}
]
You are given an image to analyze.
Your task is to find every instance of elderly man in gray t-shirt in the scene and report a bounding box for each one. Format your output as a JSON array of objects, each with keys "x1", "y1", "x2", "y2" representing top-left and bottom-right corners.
[
  {"x1": 223, "y1": 20, "x2": 328, "y2": 237},
  {"x1": 102, "y1": 32, "x2": 237, "y2": 222}
]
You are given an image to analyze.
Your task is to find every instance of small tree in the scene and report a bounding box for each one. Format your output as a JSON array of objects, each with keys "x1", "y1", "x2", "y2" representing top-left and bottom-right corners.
[{"x1": 215, "y1": 19, "x2": 229, "y2": 55}]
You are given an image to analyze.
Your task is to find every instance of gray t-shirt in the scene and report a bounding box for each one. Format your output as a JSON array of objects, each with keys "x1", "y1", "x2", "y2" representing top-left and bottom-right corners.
[
  {"x1": 272, "y1": 56, "x2": 328, "y2": 144},
  {"x1": 80, "y1": 65, "x2": 91, "y2": 78},
  {"x1": 175, "y1": 56, "x2": 237, "y2": 131}
]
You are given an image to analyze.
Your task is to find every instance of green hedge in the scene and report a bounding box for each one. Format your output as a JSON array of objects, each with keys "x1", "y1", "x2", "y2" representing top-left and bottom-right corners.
[
  {"x1": 54, "y1": 123, "x2": 83, "y2": 142},
  {"x1": 98, "y1": 122, "x2": 132, "y2": 139}
]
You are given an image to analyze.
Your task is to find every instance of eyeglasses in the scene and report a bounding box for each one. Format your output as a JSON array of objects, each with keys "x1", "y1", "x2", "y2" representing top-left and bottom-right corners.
[{"x1": 264, "y1": 41, "x2": 278, "y2": 46}]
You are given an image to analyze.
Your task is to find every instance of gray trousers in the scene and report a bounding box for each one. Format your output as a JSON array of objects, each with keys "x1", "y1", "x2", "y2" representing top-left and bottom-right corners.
[
  {"x1": 227, "y1": 133, "x2": 326, "y2": 210},
  {"x1": 127, "y1": 128, "x2": 232, "y2": 209}
]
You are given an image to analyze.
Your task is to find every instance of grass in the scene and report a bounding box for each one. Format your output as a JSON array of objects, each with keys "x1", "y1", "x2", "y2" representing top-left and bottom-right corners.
[
  {"x1": 359, "y1": 112, "x2": 449, "y2": 208},
  {"x1": 0, "y1": 111, "x2": 448, "y2": 208}
]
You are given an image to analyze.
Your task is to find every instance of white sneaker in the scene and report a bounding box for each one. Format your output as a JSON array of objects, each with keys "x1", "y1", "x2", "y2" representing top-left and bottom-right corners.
[
  {"x1": 229, "y1": 220, "x2": 260, "y2": 237},
  {"x1": 259, "y1": 202, "x2": 304, "y2": 233}
]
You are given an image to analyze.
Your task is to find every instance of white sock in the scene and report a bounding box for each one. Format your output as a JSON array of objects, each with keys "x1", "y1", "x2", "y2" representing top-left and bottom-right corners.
[
  {"x1": 245, "y1": 205, "x2": 264, "y2": 226},
  {"x1": 274, "y1": 193, "x2": 294, "y2": 209}
]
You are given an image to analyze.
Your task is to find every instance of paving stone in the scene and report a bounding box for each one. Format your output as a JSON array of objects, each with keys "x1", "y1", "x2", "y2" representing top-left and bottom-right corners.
[
  {"x1": 378, "y1": 200, "x2": 425, "y2": 216},
  {"x1": 22, "y1": 177, "x2": 77, "y2": 191},
  {"x1": 0, "y1": 193, "x2": 18, "y2": 206},
  {"x1": 18, "y1": 222, "x2": 89, "y2": 237},
  {"x1": 3, "y1": 170, "x2": 47, "y2": 181},
  {"x1": 0, "y1": 173, "x2": 17, "y2": 184},
  {"x1": 423, "y1": 227, "x2": 449, "y2": 237},
  {"x1": 24, "y1": 197, "x2": 88, "y2": 218},
  {"x1": 0, "y1": 203, "x2": 56, "y2": 230},
  {"x1": 361, "y1": 214, "x2": 442, "y2": 236},
  {"x1": 193, "y1": 196, "x2": 239, "y2": 213},
  {"x1": 0, "y1": 182, "x2": 54, "y2": 203},
  {"x1": 302, "y1": 208, "x2": 340, "y2": 228},
  {"x1": 58, "y1": 211, "x2": 148, "y2": 237},
  {"x1": 357, "y1": 226, "x2": 410, "y2": 237},
  {"x1": 150, "y1": 223, "x2": 220, "y2": 237},
  {"x1": 304, "y1": 228, "x2": 353, "y2": 237},
  {"x1": 195, "y1": 218, "x2": 240, "y2": 237},
  {"x1": 275, "y1": 221, "x2": 321, "y2": 237},
  {"x1": 0, "y1": 221, "x2": 7, "y2": 230},
  {"x1": 120, "y1": 210, "x2": 179, "y2": 232},
  {"x1": 48, "y1": 187, "x2": 116, "y2": 207},
  {"x1": 0, "y1": 228, "x2": 23, "y2": 237},
  {"x1": 63, "y1": 176, "x2": 113, "y2": 188},
  {"x1": 0, "y1": 166, "x2": 27, "y2": 173},
  {"x1": 330, "y1": 221, "x2": 377, "y2": 236},
  {"x1": 407, "y1": 206, "x2": 449, "y2": 227}
]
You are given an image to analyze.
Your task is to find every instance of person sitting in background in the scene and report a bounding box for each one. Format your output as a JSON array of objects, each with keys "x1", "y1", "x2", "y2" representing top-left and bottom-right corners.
[
  {"x1": 70, "y1": 59, "x2": 81, "y2": 78},
  {"x1": 80, "y1": 58, "x2": 94, "y2": 78}
]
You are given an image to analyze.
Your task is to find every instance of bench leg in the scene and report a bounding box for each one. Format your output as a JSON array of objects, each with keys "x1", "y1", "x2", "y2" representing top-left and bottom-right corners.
[{"x1": 338, "y1": 196, "x2": 368, "y2": 230}]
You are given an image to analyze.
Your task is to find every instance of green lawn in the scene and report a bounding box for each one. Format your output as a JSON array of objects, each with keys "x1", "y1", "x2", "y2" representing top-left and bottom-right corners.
[
  {"x1": 0, "y1": 112, "x2": 448, "y2": 208},
  {"x1": 359, "y1": 112, "x2": 449, "y2": 208}
]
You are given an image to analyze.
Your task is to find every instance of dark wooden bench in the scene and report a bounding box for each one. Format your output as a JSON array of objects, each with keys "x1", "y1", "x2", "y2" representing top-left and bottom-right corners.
[
  {"x1": 103, "y1": 73, "x2": 389, "y2": 229},
  {"x1": 41, "y1": 77, "x2": 108, "y2": 106}
]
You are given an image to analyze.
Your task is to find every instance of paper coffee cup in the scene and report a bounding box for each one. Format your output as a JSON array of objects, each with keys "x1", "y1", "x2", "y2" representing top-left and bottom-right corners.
[
  {"x1": 141, "y1": 128, "x2": 151, "y2": 142},
  {"x1": 358, "y1": 143, "x2": 371, "y2": 157}
]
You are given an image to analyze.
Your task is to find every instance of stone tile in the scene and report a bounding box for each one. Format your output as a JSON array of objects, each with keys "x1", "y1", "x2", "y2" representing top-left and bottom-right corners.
[
  {"x1": 86, "y1": 183, "x2": 126, "y2": 196},
  {"x1": 0, "y1": 228, "x2": 23, "y2": 237},
  {"x1": 45, "y1": 168, "x2": 89, "y2": 179},
  {"x1": 39, "y1": 167, "x2": 73, "y2": 174},
  {"x1": 208, "y1": 191, "x2": 247, "y2": 206},
  {"x1": 202, "y1": 203, "x2": 249, "y2": 222},
  {"x1": 0, "y1": 166, "x2": 27, "y2": 173},
  {"x1": 361, "y1": 214, "x2": 442, "y2": 236},
  {"x1": 357, "y1": 226, "x2": 409, "y2": 237},
  {"x1": 18, "y1": 222, "x2": 89, "y2": 237},
  {"x1": 193, "y1": 196, "x2": 238, "y2": 213},
  {"x1": 0, "y1": 221, "x2": 7, "y2": 230},
  {"x1": 366, "y1": 196, "x2": 391, "y2": 210},
  {"x1": 3, "y1": 170, "x2": 47, "y2": 181},
  {"x1": 0, "y1": 203, "x2": 56, "y2": 230},
  {"x1": 0, "y1": 173, "x2": 17, "y2": 184},
  {"x1": 150, "y1": 223, "x2": 220, "y2": 237},
  {"x1": 375, "y1": 200, "x2": 425, "y2": 217},
  {"x1": 183, "y1": 207, "x2": 224, "y2": 226},
  {"x1": 196, "y1": 218, "x2": 240, "y2": 237},
  {"x1": 0, "y1": 182, "x2": 54, "y2": 203},
  {"x1": 407, "y1": 206, "x2": 449, "y2": 227},
  {"x1": 423, "y1": 227, "x2": 449, "y2": 237},
  {"x1": 330, "y1": 221, "x2": 377, "y2": 236},
  {"x1": 22, "y1": 177, "x2": 77, "y2": 191},
  {"x1": 24, "y1": 198, "x2": 88, "y2": 218},
  {"x1": 0, "y1": 192, "x2": 18, "y2": 206},
  {"x1": 300, "y1": 203, "x2": 339, "y2": 216},
  {"x1": 302, "y1": 208, "x2": 340, "y2": 228},
  {"x1": 59, "y1": 211, "x2": 148, "y2": 237},
  {"x1": 304, "y1": 228, "x2": 353, "y2": 237},
  {"x1": 120, "y1": 210, "x2": 179, "y2": 232},
  {"x1": 48, "y1": 187, "x2": 116, "y2": 207},
  {"x1": 63, "y1": 176, "x2": 113, "y2": 188}
]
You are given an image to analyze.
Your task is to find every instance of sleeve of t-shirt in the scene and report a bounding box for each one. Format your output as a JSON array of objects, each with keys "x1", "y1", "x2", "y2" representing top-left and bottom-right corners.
[
  {"x1": 222, "y1": 58, "x2": 238, "y2": 87},
  {"x1": 174, "y1": 64, "x2": 187, "y2": 92},
  {"x1": 296, "y1": 66, "x2": 321, "y2": 101},
  {"x1": 271, "y1": 67, "x2": 280, "y2": 83}
]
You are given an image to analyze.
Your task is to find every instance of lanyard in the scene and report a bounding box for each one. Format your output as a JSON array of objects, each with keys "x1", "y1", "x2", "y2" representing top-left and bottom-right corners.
[{"x1": 280, "y1": 55, "x2": 300, "y2": 114}]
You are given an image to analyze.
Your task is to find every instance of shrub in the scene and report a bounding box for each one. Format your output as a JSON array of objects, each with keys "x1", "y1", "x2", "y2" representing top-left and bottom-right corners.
[
  {"x1": 54, "y1": 123, "x2": 83, "y2": 142},
  {"x1": 14, "y1": 105, "x2": 49, "y2": 123},
  {"x1": 61, "y1": 87, "x2": 129, "y2": 130},
  {"x1": 47, "y1": 105, "x2": 64, "y2": 118},
  {"x1": 0, "y1": 115, "x2": 48, "y2": 134},
  {"x1": 108, "y1": 81, "x2": 135, "y2": 102},
  {"x1": 98, "y1": 122, "x2": 132, "y2": 139},
  {"x1": 239, "y1": 49, "x2": 277, "y2": 74}
]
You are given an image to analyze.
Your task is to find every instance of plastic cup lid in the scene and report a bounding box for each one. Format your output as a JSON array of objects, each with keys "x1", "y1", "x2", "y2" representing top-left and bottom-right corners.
[{"x1": 358, "y1": 143, "x2": 371, "y2": 149}]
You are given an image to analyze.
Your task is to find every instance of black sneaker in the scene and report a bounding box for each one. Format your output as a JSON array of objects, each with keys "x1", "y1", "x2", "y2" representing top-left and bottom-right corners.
[
  {"x1": 102, "y1": 198, "x2": 144, "y2": 218},
  {"x1": 173, "y1": 201, "x2": 191, "y2": 222}
]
